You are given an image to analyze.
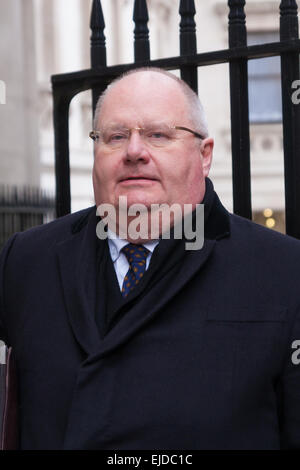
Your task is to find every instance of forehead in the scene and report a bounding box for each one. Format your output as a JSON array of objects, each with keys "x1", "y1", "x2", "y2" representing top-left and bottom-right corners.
[{"x1": 98, "y1": 72, "x2": 190, "y2": 127}]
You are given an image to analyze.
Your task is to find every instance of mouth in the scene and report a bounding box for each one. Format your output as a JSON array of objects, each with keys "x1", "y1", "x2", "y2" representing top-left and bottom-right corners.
[{"x1": 119, "y1": 176, "x2": 158, "y2": 183}]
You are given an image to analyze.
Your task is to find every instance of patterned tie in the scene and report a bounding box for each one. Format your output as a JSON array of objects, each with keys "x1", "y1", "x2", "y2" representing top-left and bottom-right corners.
[{"x1": 121, "y1": 243, "x2": 150, "y2": 297}]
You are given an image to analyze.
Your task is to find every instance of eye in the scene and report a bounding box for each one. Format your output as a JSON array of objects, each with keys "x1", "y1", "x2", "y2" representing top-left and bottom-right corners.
[
  {"x1": 105, "y1": 132, "x2": 128, "y2": 144},
  {"x1": 147, "y1": 129, "x2": 171, "y2": 140},
  {"x1": 111, "y1": 134, "x2": 126, "y2": 141},
  {"x1": 151, "y1": 132, "x2": 166, "y2": 139}
]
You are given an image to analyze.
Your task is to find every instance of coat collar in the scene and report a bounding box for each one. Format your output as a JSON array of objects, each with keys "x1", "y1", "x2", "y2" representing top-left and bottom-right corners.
[{"x1": 202, "y1": 177, "x2": 230, "y2": 240}]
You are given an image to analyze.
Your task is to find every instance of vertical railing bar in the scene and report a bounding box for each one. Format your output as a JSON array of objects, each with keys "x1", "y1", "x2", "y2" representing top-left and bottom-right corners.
[
  {"x1": 133, "y1": 0, "x2": 150, "y2": 62},
  {"x1": 280, "y1": 0, "x2": 300, "y2": 238},
  {"x1": 179, "y1": 0, "x2": 198, "y2": 93},
  {"x1": 90, "y1": 0, "x2": 107, "y2": 115},
  {"x1": 228, "y1": 0, "x2": 252, "y2": 219},
  {"x1": 52, "y1": 87, "x2": 72, "y2": 217}
]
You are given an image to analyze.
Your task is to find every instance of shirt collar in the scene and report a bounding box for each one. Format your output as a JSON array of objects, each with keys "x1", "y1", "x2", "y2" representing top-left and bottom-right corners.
[{"x1": 107, "y1": 228, "x2": 159, "y2": 263}]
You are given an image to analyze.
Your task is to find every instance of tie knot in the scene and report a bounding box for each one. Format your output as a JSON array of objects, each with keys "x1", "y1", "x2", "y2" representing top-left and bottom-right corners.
[{"x1": 122, "y1": 243, "x2": 149, "y2": 266}]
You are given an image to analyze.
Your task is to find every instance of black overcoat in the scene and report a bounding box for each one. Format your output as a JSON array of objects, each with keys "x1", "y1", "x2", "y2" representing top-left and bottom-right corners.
[{"x1": 1, "y1": 180, "x2": 300, "y2": 449}]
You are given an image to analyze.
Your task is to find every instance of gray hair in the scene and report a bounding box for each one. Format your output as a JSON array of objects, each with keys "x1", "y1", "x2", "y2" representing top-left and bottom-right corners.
[{"x1": 93, "y1": 67, "x2": 209, "y2": 138}]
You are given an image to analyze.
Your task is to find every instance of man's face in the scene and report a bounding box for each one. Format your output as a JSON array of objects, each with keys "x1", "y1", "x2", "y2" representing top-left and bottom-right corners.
[{"x1": 92, "y1": 72, "x2": 213, "y2": 213}]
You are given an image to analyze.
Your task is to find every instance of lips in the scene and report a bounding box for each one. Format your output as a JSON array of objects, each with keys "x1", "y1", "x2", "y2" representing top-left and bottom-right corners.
[{"x1": 119, "y1": 176, "x2": 158, "y2": 182}]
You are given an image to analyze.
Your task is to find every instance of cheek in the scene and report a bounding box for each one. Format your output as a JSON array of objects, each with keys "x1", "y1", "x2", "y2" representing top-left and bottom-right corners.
[
  {"x1": 171, "y1": 157, "x2": 203, "y2": 187},
  {"x1": 93, "y1": 156, "x2": 117, "y2": 205},
  {"x1": 93, "y1": 155, "x2": 115, "y2": 186},
  {"x1": 171, "y1": 158, "x2": 204, "y2": 202}
]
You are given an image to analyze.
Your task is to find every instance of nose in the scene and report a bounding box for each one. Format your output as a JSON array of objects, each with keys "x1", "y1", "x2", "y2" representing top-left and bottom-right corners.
[{"x1": 124, "y1": 129, "x2": 150, "y2": 163}]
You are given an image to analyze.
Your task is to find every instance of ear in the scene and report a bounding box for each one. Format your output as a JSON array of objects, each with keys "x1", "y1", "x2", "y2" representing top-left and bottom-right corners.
[{"x1": 200, "y1": 138, "x2": 214, "y2": 177}]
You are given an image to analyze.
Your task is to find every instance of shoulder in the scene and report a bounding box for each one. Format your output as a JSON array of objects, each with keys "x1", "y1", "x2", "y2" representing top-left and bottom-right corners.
[
  {"x1": 18, "y1": 205, "x2": 94, "y2": 241},
  {"x1": 0, "y1": 205, "x2": 96, "y2": 258},
  {"x1": 227, "y1": 212, "x2": 300, "y2": 267},
  {"x1": 229, "y1": 212, "x2": 300, "y2": 247}
]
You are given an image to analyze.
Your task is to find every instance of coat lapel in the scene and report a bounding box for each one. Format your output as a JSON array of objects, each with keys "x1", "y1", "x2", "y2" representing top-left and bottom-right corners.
[{"x1": 56, "y1": 207, "x2": 102, "y2": 356}]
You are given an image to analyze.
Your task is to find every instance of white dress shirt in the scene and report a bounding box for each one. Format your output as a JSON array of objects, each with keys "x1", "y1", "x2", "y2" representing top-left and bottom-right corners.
[{"x1": 107, "y1": 228, "x2": 159, "y2": 290}]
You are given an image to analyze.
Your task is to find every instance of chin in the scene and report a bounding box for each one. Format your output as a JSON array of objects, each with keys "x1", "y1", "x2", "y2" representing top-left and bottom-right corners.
[
  {"x1": 126, "y1": 198, "x2": 153, "y2": 210},
  {"x1": 119, "y1": 192, "x2": 159, "y2": 209}
]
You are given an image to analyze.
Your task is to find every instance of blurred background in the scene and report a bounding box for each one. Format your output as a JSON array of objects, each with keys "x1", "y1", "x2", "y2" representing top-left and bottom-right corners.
[{"x1": 0, "y1": 0, "x2": 294, "y2": 249}]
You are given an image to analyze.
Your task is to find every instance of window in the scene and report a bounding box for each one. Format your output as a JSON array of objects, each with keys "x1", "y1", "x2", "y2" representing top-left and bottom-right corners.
[{"x1": 248, "y1": 32, "x2": 282, "y2": 123}]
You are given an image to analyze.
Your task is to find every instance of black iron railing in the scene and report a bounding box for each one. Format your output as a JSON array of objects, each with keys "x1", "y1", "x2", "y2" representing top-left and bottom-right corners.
[
  {"x1": 0, "y1": 186, "x2": 55, "y2": 250},
  {"x1": 51, "y1": 0, "x2": 300, "y2": 238}
]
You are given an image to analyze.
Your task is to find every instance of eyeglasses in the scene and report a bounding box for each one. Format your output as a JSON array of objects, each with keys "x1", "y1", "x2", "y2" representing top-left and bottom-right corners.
[{"x1": 89, "y1": 124, "x2": 205, "y2": 149}]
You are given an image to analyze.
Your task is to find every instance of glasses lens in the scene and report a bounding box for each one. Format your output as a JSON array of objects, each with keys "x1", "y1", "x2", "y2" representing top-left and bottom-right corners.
[
  {"x1": 101, "y1": 128, "x2": 130, "y2": 147},
  {"x1": 143, "y1": 125, "x2": 176, "y2": 147},
  {"x1": 94, "y1": 125, "x2": 180, "y2": 149}
]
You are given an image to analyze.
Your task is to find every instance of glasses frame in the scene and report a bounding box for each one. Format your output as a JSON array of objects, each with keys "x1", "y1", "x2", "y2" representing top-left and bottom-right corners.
[{"x1": 89, "y1": 125, "x2": 205, "y2": 143}]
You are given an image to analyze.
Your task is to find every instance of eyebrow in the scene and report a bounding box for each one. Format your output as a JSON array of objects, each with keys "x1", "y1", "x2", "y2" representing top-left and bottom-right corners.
[{"x1": 99, "y1": 121, "x2": 175, "y2": 130}]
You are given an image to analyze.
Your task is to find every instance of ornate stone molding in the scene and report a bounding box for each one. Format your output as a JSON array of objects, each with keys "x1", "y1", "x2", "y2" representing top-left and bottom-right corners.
[{"x1": 215, "y1": 1, "x2": 280, "y2": 32}]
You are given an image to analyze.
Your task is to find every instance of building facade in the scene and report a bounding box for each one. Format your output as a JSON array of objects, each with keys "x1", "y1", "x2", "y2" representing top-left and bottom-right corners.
[{"x1": 2, "y1": 0, "x2": 296, "y2": 232}]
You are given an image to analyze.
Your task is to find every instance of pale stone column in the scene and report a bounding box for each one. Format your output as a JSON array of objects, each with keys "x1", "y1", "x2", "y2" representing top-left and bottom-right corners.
[{"x1": 0, "y1": 0, "x2": 40, "y2": 186}]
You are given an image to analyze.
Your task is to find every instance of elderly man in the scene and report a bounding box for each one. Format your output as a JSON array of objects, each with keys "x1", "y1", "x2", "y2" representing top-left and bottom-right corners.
[{"x1": 0, "y1": 68, "x2": 300, "y2": 450}]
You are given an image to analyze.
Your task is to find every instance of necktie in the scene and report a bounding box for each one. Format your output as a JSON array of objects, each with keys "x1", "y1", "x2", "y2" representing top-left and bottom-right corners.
[{"x1": 121, "y1": 243, "x2": 150, "y2": 297}]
